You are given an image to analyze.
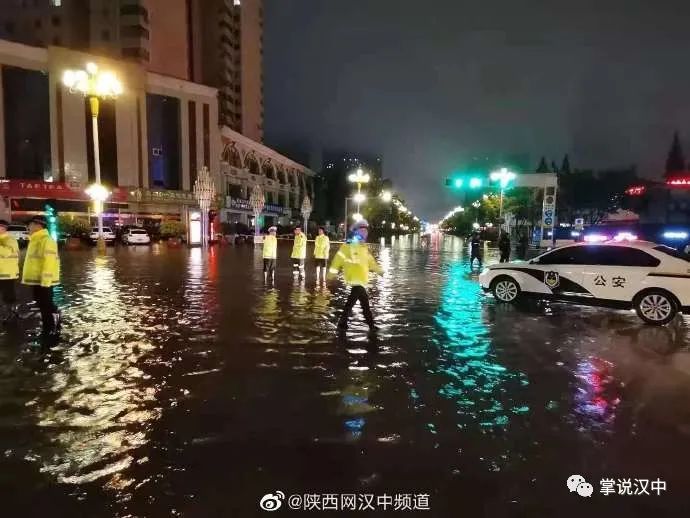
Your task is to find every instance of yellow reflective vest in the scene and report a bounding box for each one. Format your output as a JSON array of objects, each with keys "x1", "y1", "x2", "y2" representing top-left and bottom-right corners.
[
  {"x1": 314, "y1": 234, "x2": 330, "y2": 259},
  {"x1": 328, "y1": 241, "x2": 382, "y2": 286},
  {"x1": 263, "y1": 234, "x2": 277, "y2": 259},
  {"x1": 22, "y1": 229, "x2": 60, "y2": 287},
  {"x1": 291, "y1": 233, "x2": 307, "y2": 259},
  {"x1": 0, "y1": 233, "x2": 19, "y2": 280}
]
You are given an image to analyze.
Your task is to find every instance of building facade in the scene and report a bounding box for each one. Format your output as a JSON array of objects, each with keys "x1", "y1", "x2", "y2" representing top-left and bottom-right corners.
[
  {"x1": 220, "y1": 127, "x2": 315, "y2": 228},
  {"x1": 0, "y1": 38, "x2": 219, "y2": 222},
  {"x1": 0, "y1": 0, "x2": 264, "y2": 141}
]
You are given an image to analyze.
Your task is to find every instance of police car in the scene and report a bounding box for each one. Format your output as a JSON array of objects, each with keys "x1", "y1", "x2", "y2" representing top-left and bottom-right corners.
[{"x1": 479, "y1": 240, "x2": 690, "y2": 325}]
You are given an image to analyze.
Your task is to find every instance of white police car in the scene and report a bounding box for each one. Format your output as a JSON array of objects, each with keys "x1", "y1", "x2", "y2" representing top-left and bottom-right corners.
[{"x1": 479, "y1": 240, "x2": 690, "y2": 325}]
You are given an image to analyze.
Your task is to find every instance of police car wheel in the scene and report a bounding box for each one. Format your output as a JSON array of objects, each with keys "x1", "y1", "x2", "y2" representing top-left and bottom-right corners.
[
  {"x1": 491, "y1": 276, "x2": 520, "y2": 303},
  {"x1": 635, "y1": 290, "x2": 678, "y2": 326}
]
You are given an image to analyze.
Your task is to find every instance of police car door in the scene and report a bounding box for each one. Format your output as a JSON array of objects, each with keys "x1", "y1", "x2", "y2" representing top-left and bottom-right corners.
[
  {"x1": 532, "y1": 246, "x2": 588, "y2": 297},
  {"x1": 581, "y1": 245, "x2": 660, "y2": 302}
]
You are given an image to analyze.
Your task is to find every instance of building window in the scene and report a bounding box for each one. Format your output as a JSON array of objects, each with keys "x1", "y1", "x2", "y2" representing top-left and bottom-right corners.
[
  {"x1": 146, "y1": 94, "x2": 181, "y2": 190},
  {"x1": 121, "y1": 25, "x2": 149, "y2": 39},
  {"x1": 51, "y1": 0, "x2": 62, "y2": 6},
  {"x1": 202, "y1": 104, "x2": 210, "y2": 169},
  {"x1": 188, "y1": 101, "x2": 197, "y2": 185},
  {"x1": 85, "y1": 98, "x2": 117, "y2": 186},
  {"x1": 122, "y1": 47, "x2": 150, "y2": 61},
  {"x1": 3, "y1": 65, "x2": 52, "y2": 180},
  {"x1": 101, "y1": 29, "x2": 110, "y2": 41}
]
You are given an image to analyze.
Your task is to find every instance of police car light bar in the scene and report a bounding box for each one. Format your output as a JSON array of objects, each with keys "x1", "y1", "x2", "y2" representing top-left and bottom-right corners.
[
  {"x1": 584, "y1": 233, "x2": 608, "y2": 243},
  {"x1": 663, "y1": 231, "x2": 689, "y2": 240},
  {"x1": 613, "y1": 232, "x2": 638, "y2": 242}
]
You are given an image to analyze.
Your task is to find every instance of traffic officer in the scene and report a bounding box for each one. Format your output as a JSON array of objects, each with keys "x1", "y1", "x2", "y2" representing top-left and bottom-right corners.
[
  {"x1": 262, "y1": 226, "x2": 278, "y2": 282},
  {"x1": 470, "y1": 231, "x2": 483, "y2": 269},
  {"x1": 291, "y1": 226, "x2": 307, "y2": 279},
  {"x1": 0, "y1": 220, "x2": 19, "y2": 323},
  {"x1": 328, "y1": 219, "x2": 382, "y2": 330},
  {"x1": 22, "y1": 216, "x2": 61, "y2": 339},
  {"x1": 498, "y1": 231, "x2": 511, "y2": 263},
  {"x1": 314, "y1": 227, "x2": 330, "y2": 282}
]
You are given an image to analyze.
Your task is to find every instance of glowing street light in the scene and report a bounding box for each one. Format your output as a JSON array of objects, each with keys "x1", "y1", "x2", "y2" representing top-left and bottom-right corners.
[
  {"x1": 353, "y1": 192, "x2": 367, "y2": 204},
  {"x1": 380, "y1": 190, "x2": 392, "y2": 202},
  {"x1": 490, "y1": 167, "x2": 517, "y2": 229},
  {"x1": 352, "y1": 212, "x2": 363, "y2": 222},
  {"x1": 63, "y1": 62, "x2": 123, "y2": 253},
  {"x1": 345, "y1": 168, "x2": 371, "y2": 230}
]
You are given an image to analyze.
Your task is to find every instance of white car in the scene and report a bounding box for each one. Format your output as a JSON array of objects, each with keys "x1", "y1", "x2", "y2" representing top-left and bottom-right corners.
[
  {"x1": 122, "y1": 228, "x2": 151, "y2": 245},
  {"x1": 479, "y1": 241, "x2": 690, "y2": 325},
  {"x1": 7, "y1": 224, "x2": 29, "y2": 244},
  {"x1": 89, "y1": 226, "x2": 116, "y2": 244}
]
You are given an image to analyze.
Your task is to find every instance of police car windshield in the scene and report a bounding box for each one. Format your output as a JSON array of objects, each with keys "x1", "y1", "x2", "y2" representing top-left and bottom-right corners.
[{"x1": 653, "y1": 245, "x2": 690, "y2": 262}]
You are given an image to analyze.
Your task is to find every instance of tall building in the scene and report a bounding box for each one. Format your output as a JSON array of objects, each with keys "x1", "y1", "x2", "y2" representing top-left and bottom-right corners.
[
  {"x1": 189, "y1": 0, "x2": 263, "y2": 142},
  {"x1": 0, "y1": 0, "x2": 264, "y2": 141}
]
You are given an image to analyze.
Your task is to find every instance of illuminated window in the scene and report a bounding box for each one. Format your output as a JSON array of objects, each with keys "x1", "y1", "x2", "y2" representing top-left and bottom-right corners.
[
  {"x1": 234, "y1": 0, "x2": 241, "y2": 5},
  {"x1": 51, "y1": 0, "x2": 61, "y2": 6}
]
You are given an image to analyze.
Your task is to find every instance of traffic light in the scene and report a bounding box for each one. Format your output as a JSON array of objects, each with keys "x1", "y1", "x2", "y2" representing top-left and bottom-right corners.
[
  {"x1": 44, "y1": 199, "x2": 58, "y2": 241},
  {"x1": 445, "y1": 175, "x2": 484, "y2": 190}
]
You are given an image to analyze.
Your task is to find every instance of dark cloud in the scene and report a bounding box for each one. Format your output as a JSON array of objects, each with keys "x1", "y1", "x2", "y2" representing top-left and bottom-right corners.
[{"x1": 264, "y1": 0, "x2": 690, "y2": 219}]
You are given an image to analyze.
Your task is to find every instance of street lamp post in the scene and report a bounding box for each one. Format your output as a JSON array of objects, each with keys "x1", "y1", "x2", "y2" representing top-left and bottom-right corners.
[
  {"x1": 346, "y1": 168, "x2": 370, "y2": 230},
  {"x1": 301, "y1": 195, "x2": 312, "y2": 233},
  {"x1": 249, "y1": 184, "x2": 265, "y2": 239},
  {"x1": 193, "y1": 166, "x2": 216, "y2": 247},
  {"x1": 490, "y1": 167, "x2": 516, "y2": 230},
  {"x1": 63, "y1": 62, "x2": 123, "y2": 254}
]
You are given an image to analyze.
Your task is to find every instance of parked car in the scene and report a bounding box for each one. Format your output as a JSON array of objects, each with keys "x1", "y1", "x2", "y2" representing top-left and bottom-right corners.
[
  {"x1": 122, "y1": 227, "x2": 151, "y2": 245},
  {"x1": 7, "y1": 224, "x2": 29, "y2": 246},
  {"x1": 479, "y1": 240, "x2": 690, "y2": 325},
  {"x1": 89, "y1": 226, "x2": 117, "y2": 244}
]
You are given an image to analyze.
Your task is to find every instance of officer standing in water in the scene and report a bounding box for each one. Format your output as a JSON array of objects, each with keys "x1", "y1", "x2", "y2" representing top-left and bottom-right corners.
[
  {"x1": 262, "y1": 226, "x2": 278, "y2": 282},
  {"x1": 328, "y1": 219, "x2": 382, "y2": 331},
  {"x1": 314, "y1": 227, "x2": 330, "y2": 282},
  {"x1": 291, "y1": 226, "x2": 307, "y2": 280}
]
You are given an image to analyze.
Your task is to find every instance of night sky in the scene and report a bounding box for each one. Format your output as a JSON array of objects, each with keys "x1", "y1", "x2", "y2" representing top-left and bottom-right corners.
[{"x1": 264, "y1": 0, "x2": 690, "y2": 219}]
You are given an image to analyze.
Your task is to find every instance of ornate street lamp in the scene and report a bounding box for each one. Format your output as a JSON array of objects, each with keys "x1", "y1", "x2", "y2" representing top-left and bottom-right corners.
[
  {"x1": 301, "y1": 195, "x2": 312, "y2": 233},
  {"x1": 193, "y1": 166, "x2": 215, "y2": 247},
  {"x1": 249, "y1": 183, "x2": 265, "y2": 238},
  {"x1": 63, "y1": 62, "x2": 123, "y2": 254}
]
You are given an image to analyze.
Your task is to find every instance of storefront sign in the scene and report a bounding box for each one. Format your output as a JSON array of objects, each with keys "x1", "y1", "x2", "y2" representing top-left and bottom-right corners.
[
  {"x1": 129, "y1": 188, "x2": 197, "y2": 204},
  {"x1": 227, "y1": 196, "x2": 252, "y2": 211},
  {"x1": 0, "y1": 179, "x2": 128, "y2": 203},
  {"x1": 264, "y1": 203, "x2": 289, "y2": 216}
]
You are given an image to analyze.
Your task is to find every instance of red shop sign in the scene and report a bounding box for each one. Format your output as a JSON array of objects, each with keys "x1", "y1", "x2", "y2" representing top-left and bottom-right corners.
[{"x1": 0, "y1": 179, "x2": 129, "y2": 203}]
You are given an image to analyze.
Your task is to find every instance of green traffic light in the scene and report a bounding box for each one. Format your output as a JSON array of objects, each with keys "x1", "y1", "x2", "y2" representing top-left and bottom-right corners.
[
  {"x1": 469, "y1": 178, "x2": 483, "y2": 189},
  {"x1": 454, "y1": 178, "x2": 463, "y2": 188}
]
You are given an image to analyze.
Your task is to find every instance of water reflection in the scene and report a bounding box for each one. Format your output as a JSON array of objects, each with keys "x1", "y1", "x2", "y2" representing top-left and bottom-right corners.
[{"x1": 431, "y1": 262, "x2": 528, "y2": 429}]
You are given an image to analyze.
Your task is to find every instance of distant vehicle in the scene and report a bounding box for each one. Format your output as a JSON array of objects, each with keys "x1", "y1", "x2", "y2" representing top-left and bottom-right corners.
[
  {"x1": 7, "y1": 224, "x2": 29, "y2": 245},
  {"x1": 479, "y1": 240, "x2": 690, "y2": 325},
  {"x1": 122, "y1": 227, "x2": 151, "y2": 245},
  {"x1": 89, "y1": 226, "x2": 116, "y2": 244}
]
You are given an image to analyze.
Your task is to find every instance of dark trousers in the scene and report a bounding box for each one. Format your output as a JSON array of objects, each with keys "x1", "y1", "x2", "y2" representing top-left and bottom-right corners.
[
  {"x1": 339, "y1": 285, "x2": 374, "y2": 327},
  {"x1": 0, "y1": 279, "x2": 16, "y2": 305},
  {"x1": 499, "y1": 249, "x2": 510, "y2": 263},
  {"x1": 263, "y1": 258, "x2": 275, "y2": 273},
  {"x1": 32, "y1": 286, "x2": 58, "y2": 334},
  {"x1": 470, "y1": 248, "x2": 482, "y2": 268}
]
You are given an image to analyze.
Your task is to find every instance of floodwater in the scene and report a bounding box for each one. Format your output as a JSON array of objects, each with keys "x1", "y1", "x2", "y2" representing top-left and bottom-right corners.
[{"x1": 0, "y1": 234, "x2": 689, "y2": 517}]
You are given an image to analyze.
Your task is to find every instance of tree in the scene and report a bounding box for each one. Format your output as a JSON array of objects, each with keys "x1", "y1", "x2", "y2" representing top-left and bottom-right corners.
[
  {"x1": 536, "y1": 157, "x2": 550, "y2": 173},
  {"x1": 504, "y1": 187, "x2": 543, "y2": 228},
  {"x1": 551, "y1": 160, "x2": 559, "y2": 174},
  {"x1": 561, "y1": 154, "x2": 571, "y2": 174},
  {"x1": 665, "y1": 131, "x2": 686, "y2": 177}
]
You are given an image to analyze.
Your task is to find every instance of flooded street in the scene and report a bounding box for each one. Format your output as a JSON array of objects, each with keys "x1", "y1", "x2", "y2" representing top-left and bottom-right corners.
[{"x1": 1, "y1": 234, "x2": 689, "y2": 517}]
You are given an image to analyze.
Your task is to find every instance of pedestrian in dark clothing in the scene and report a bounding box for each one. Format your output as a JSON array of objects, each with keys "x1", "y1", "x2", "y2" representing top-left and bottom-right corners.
[
  {"x1": 518, "y1": 232, "x2": 529, "y2": 259},
  {"x1": 470, "y1": 232, "x2": 483, "y2": 269},
  {"x1": 499, "y1": 232, "x2": 511, "y2": 263}
]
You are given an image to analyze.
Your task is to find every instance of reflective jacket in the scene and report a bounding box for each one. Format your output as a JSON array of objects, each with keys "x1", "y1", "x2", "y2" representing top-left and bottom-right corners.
[
  {"x1": 328, "y1": 241, "x2": 382, "y2": 286},
  {"x1": 22, "y1": 229, "x2": 60, "y2": 287},
  {"x1": 0, "y1": 234, "x2": 19, "y2": 280},
  {"x1": 291, "y1": 233, "x2": 307, "y2": 259},
  {"x1": 314, "y1": 234, "x2": 330, "y2": 259},
  {"x1": 263, "y1": 235, "x2": 277, "y2": 259}
]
